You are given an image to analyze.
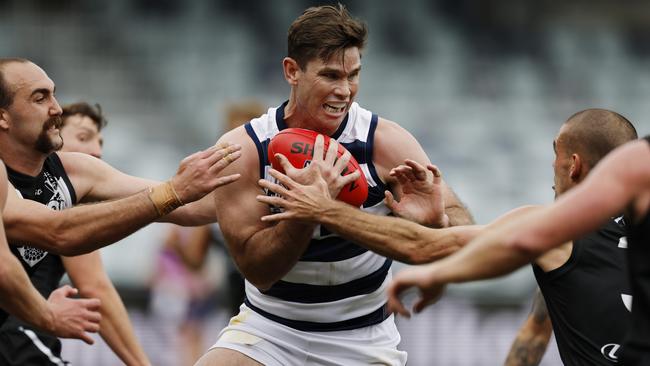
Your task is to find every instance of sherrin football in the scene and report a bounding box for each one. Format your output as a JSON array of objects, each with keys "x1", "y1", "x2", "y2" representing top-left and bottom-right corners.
[{"x1": 267, "y1": 128, "x2": 368, "y2": 207}]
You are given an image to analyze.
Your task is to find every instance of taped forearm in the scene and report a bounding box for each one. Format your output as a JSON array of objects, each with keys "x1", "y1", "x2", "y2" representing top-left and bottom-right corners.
[{"x1": 6, "y1": 183, "x2": 184, "y2": 256}]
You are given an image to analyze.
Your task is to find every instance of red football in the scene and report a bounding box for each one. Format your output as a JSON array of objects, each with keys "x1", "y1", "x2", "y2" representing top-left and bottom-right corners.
[{"x1": 267, "y1": 128, "x2": 368, "y2": 207}]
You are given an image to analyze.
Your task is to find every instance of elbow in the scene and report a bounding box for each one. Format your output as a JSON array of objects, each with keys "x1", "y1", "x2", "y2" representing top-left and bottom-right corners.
[
  {"x1": 505, "y1": 233, "x2": 544, "y2": 260},
  {"x1": 238, "y1": 264, "x2": 274, "y2": 291},
  {"x1": 48, "y1": 231, "x2": 84, "y2": 256},
  {"x1": 47, "y1": 219, "x2": 88, "y2": 256}
]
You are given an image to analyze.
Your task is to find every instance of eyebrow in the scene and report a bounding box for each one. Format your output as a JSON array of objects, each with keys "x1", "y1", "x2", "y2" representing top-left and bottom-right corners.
[
  {"x1": 553, "y1": 140, "x2": 556, "y2": 152},
  {"x1": 319, "y1": 65, "x2": 361, "y2": 75},
  {"x1": 76, "y1": 127, "x2": 97, "y2": 134},
  {"x1": 30, "y1": 86, "x2": 55, "y2": 97}
]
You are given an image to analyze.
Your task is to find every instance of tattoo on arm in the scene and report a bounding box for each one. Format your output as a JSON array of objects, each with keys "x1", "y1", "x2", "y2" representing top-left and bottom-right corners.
[{"x1": 504, "y1": 290, "x2": 552, "y2": 366}]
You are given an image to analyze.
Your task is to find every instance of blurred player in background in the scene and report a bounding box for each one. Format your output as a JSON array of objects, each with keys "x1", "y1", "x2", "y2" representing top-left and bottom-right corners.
[{"x1": 57, "y1": 101, "x2": 150, "y2": 365}]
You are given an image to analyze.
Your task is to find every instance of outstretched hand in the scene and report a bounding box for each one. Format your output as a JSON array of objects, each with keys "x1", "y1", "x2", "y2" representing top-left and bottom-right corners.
[
  {"x1": 171, "y1": 142, "x2": 242, "y2": 203},
  {"x1": 47, "y1": 285, "x2": 102, "y2": 344},
  {"x1": 271, "y1": 134, "x2": 359, "y2": 198},
  {"x1": 387, "y1": 265, "x2": 446, "y2": 318},
  {"x1": 385, "y1": 160, "x2": 449, "y2": 228}
]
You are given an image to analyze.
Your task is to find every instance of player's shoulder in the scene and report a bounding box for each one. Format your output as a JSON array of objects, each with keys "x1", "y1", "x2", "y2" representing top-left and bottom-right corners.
[
  {"x1": 55, "y1": 151, "x2": 102, "y2": 174},
  {"x1": 375, "y1": 116, "x2": 414, "y2": 139},
  {"x1": 373, "y1": 116, "x2": 420, "y2": 155}
]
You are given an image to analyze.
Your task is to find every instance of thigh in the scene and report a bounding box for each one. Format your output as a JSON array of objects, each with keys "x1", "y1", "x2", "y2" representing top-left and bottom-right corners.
[{"x1": 194, "y1": 348, "x2": 263, "y2": 366}]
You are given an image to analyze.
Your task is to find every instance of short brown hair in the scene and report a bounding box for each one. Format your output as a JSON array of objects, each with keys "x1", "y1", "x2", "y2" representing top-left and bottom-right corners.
[
  {"x1": 561, "y1": 108, "x2": 638, "y2": 169},
  {"x1": 0, "y1": 58, "x2": 30, "y2": 109},
  {"x1": 288, "y1": 4, "x2": 367, "y2": 69},
  {"x1": 61, "y1": 102, "x2": 108, "y2": 132}
]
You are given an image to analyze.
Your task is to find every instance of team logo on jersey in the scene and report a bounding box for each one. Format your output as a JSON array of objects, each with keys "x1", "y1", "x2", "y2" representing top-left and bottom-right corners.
[
  {"x1": 601, "y1": 343, "x2": 621, "y2": 362},
  {"x1": 43, "y1": 171, "x2": 69, "y2": 211},
  {"x1": 17, "y1": 246, "x2": 48, "y2": 267},
  {"x1": 14, "y1": 171, "x2": 72, "y2": 267}
]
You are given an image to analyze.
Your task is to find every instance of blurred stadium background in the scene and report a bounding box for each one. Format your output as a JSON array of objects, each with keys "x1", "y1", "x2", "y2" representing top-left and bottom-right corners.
[{"x1": 4, "y1": 0, "x2": 650, "y2": 364}]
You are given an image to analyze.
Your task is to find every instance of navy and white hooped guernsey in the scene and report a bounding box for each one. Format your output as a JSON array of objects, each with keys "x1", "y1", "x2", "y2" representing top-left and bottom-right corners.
[{"x1": 244, "y1": 101, "x2": 393, "y2": 332}]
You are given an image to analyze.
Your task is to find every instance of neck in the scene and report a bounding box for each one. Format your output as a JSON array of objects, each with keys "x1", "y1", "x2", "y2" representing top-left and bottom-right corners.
[
  {"x1": 0, "y1": 137, "x2": 48, "y2": 176},
  {"x1": 284, "y1": 92, "x2": 341, "y2": 136}
]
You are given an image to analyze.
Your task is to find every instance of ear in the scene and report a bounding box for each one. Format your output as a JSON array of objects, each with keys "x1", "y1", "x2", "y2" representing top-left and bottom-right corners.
[
  {"x1": 569, "y1": 154, "x2": 582, "y2": 181},
  {"x1": 282, "y1": 57, "x2": 301, "y2": 86},
  {"x1": 0, "y1": 109, "x2": 9, "y2": 130}
]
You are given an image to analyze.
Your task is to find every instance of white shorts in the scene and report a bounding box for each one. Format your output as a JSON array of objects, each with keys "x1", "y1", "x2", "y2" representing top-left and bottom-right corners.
[{"x1": 210, "y1": 304, "x2": 407, "y2": 366}]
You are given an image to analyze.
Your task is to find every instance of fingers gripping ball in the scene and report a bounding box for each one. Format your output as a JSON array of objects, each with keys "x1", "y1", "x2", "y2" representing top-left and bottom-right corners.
[{"x1": 267, "y1": 128, "x2": 368, "y2": 207}]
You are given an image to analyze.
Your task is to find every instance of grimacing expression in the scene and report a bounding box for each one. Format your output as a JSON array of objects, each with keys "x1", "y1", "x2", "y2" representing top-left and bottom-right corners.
[
  {"x1": 60, "y1": 114, "x2": 103, "y2": 159},
  {"x1": 294, "y1": 47, "x2": 361, "y2": 131},
  {"x1": 2, "y1": 61, "x2": 63, "y2": 153}
]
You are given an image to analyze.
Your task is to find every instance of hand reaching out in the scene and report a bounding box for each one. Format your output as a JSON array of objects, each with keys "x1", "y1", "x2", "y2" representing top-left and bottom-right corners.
[
  {"x1": 387, "y1": 265, "x2": 446, "y2": 318},
  {"x1": 171, "y1": 142, "x2": 242, "y2": 204},
  {"x1": 47, "y1": 285, "x2": 101, "y2": 344},
  {"x1": 385, "y1": 160, "x2": 449, "y2": 228}
]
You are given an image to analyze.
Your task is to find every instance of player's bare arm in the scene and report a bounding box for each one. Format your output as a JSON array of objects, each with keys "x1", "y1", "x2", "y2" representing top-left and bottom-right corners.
[
  {"x1": 60, "y1": 142, "x2": 241, "y2": 225},
  {"x1": 259, "y1": 171, "x2": 538, "y2": 265},
  {"x1": 504, "y1": 290, "x2": 552, "y2": 366},
  {"x1": 387, "y1": 141, "x2": 650, "y2": 317},
  {"x1": 213, "y1": 127, "x2": 318, "y2": 290},
  {"x1": 258, "y1": 166, "x2": 480, "y2": 264}
]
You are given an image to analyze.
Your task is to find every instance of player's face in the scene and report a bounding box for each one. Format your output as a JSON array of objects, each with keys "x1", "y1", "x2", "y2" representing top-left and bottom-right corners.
[
  {"x1": 294, "y1": 47, "x2": 361, "y2": 132},
  {"x1": 1, "y1": 62, "x2": 63, "y2": 154},
  {"x1": 552, "y1": 130, "x2": 572, "y2": 199},
  {"x1": 60, "y1": 114, "x2": 103, "y2": 159}
]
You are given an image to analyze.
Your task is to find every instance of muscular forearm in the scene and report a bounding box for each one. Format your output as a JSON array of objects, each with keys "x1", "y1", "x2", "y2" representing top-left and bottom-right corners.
[
  {"x1": 318, "y1": 200, "x2": 481, "y2": 264},
  {"x1": 504, "y1": 330, "x2": 551, "y2": 366},
  {"x1": 240, "y1": 221, "x2": 316, "y2": 290},
  {"x1": 433, "y1": 227, "x2": 536, "y2": 284},
  {"x1": 0, "y1": 253, "x2": 55, "y2": 332},
  {"x1": 7, "y1": 190, "x2": 159, "y2": 256}
]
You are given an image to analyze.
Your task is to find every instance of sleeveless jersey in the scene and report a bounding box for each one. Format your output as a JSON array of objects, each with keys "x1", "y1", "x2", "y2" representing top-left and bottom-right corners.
[
  {"x1": 620, "y1": 135, "x2": 650, "y2": 365},
  {"x1": 533, "y1": 217, "x2": 630, "y2": 365},
  {"x1": 0, "y1": 154, "x2": 75, "y2": 331},
  {"x1": 243, "y1": 101, "x2": 392, "y2": 332}
]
